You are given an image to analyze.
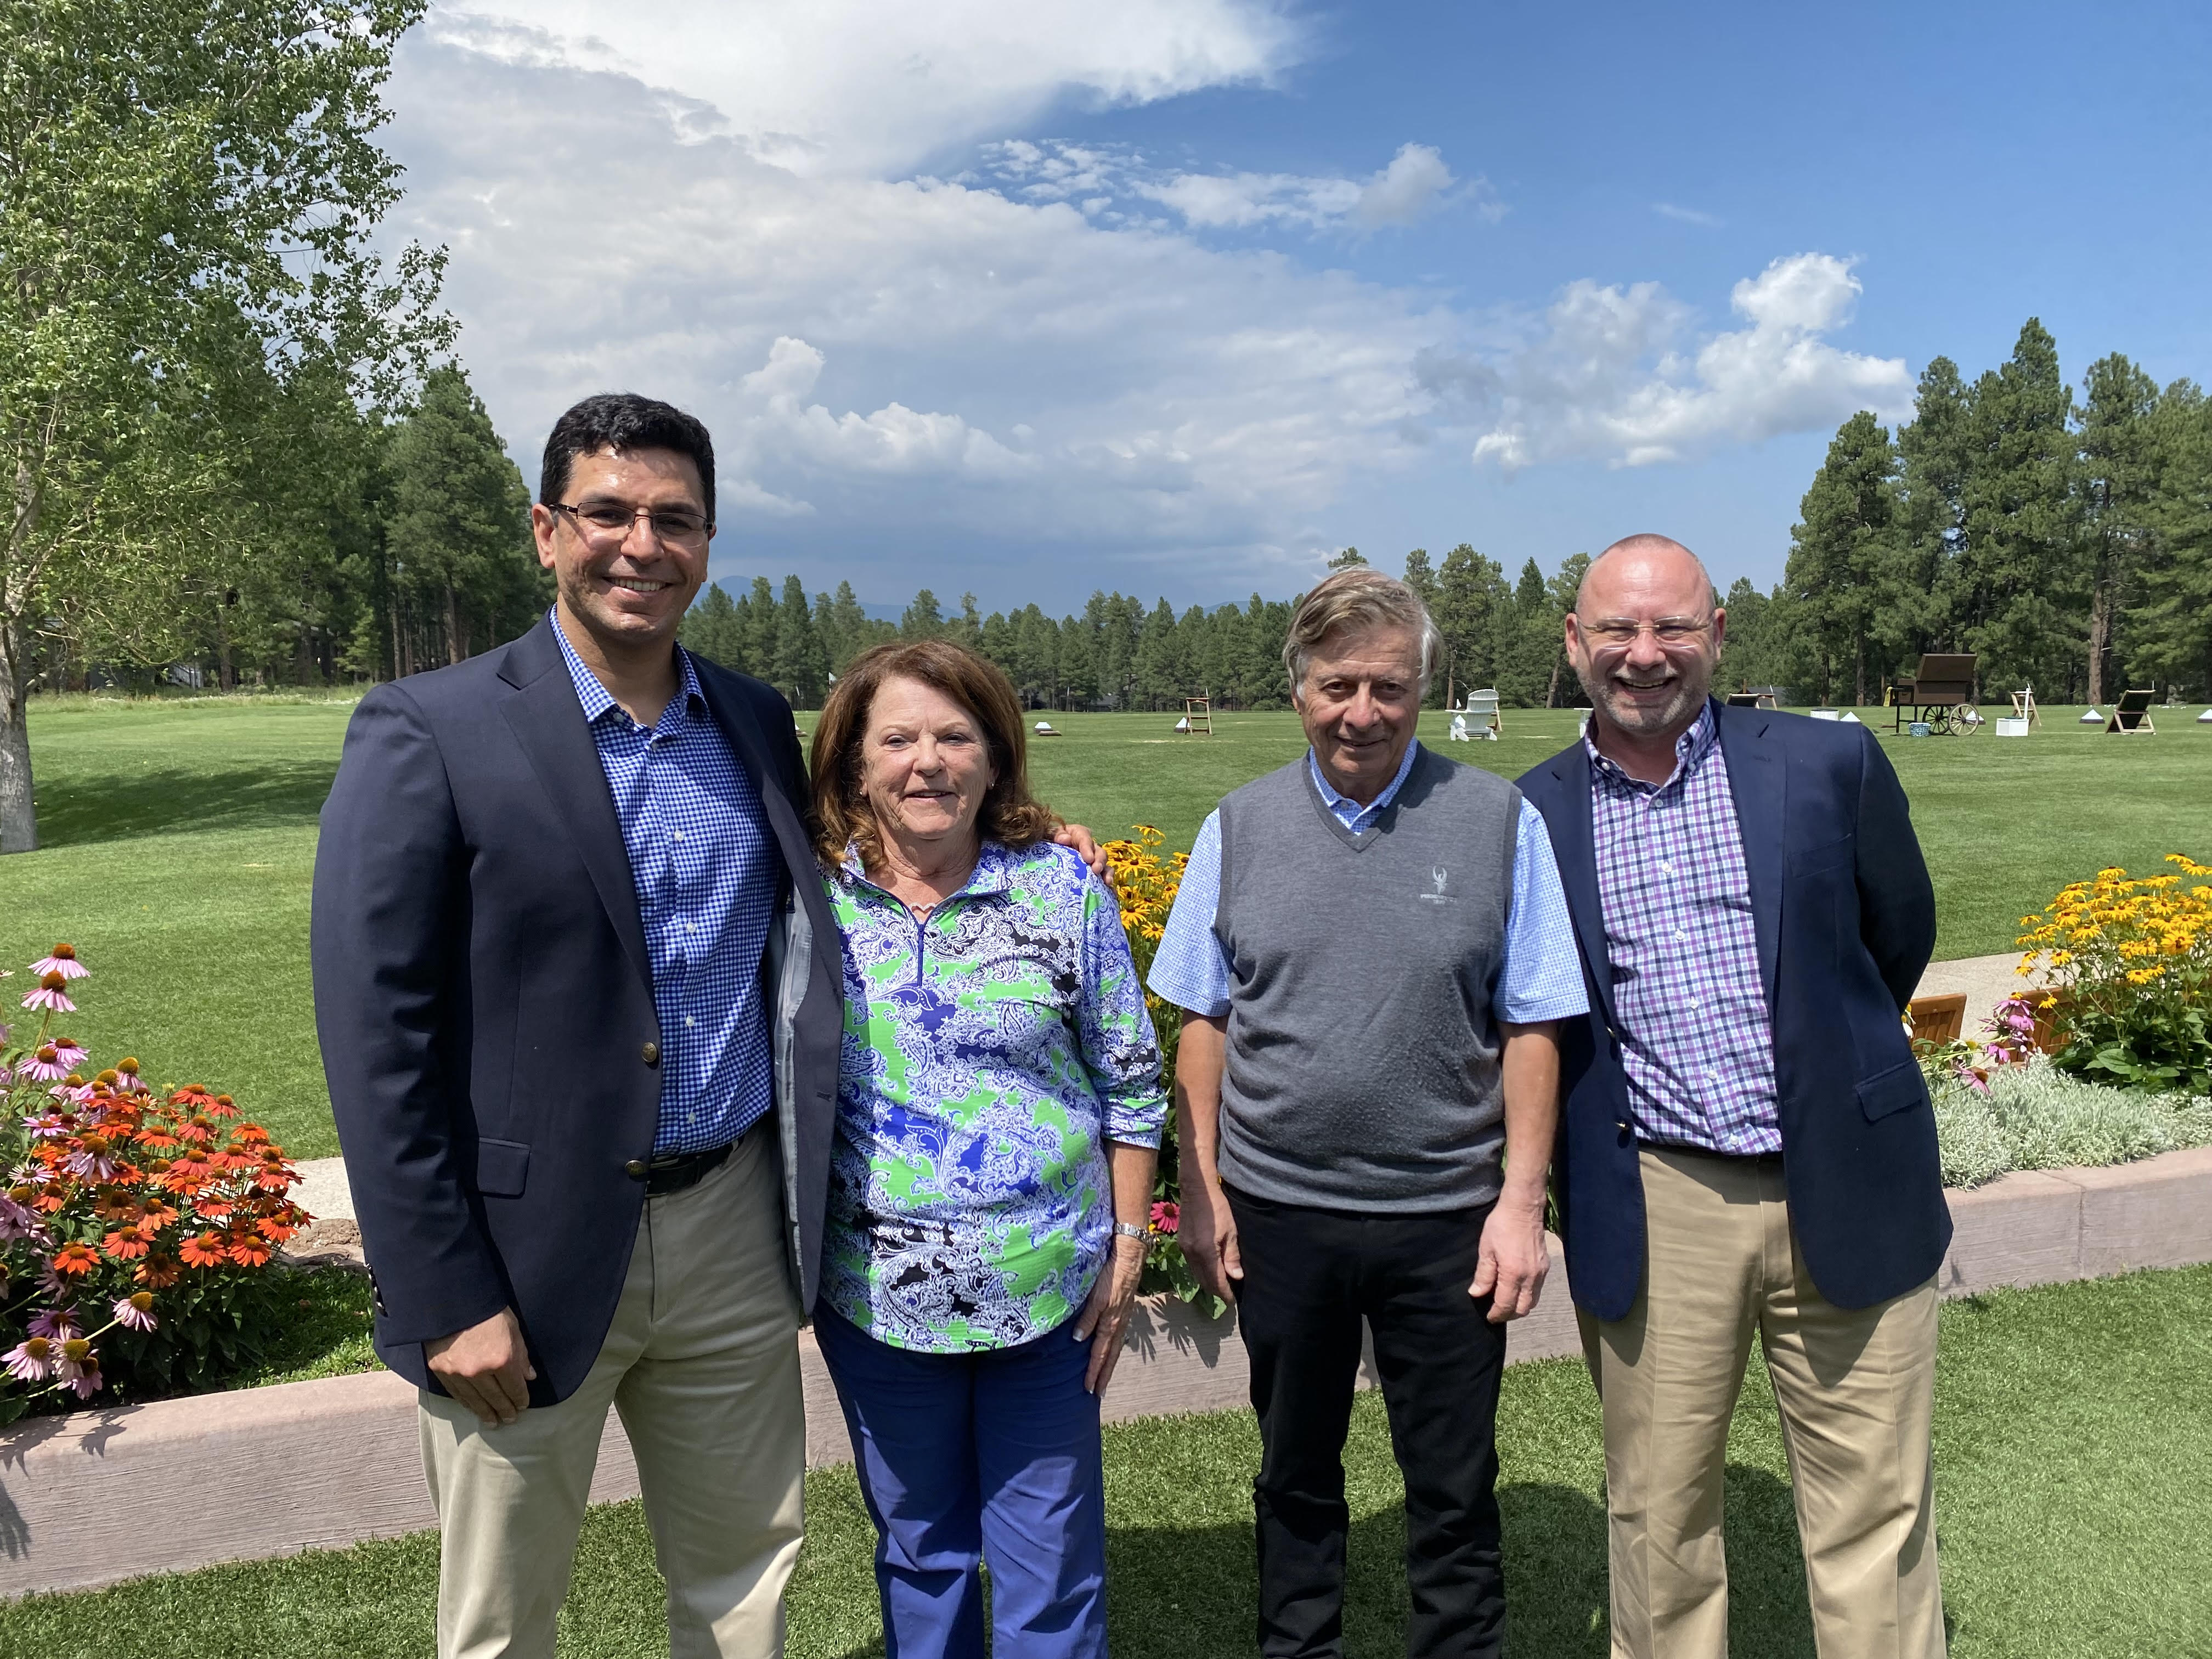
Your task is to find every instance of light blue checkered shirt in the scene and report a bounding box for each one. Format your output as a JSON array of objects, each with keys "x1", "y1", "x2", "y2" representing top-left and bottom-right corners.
[
  {"x1": 1148, "y1": 743, "x2": 1588, "y2": 1024},
  {"x1": 1586, "y1": 703, "x2": 1781, "y2": 1154},
  {"x1": 552, "y1": 618, "x2": 777, "y2": 1154}
]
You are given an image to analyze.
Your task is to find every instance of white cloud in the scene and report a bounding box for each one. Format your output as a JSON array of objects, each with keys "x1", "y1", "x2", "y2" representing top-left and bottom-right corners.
[
  {"x1": 382, "y1": 9, "x2": 1914, "y2": 595},
  {"x1": 982, "y1": 138, "x2": 1485, "y2": 232},
  {"x1": 1653, "y1": 201, "x2": 1720, "y2": 227},
  {"x1": 1441, "y1": 254, "x2": 1912, "y2": 471},
  {"x1": 428, "y1": 0, "x2": 1301, "y2": 175},
  {"x1": 386, "y1": 33, "x2": 1453, "y2": 574}
]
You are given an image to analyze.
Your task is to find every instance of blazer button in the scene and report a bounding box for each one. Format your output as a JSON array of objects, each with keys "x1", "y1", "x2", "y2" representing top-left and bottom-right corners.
[
  {"x1": 641, "y1": 1040, "x2": 660, "y2": 1066},
  {"x1": 623, "y1": 1158, "x2": 648, "y2": 1179}
]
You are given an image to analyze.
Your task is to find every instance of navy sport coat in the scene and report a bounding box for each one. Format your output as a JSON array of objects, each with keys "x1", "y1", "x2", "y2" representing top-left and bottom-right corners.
[
  {"x1": 1519, "y1": 699, "x2": 1951, "y2": 1318},
  {"x1": 311, "y1": 617, "x2": 843, "y2": 1404}
]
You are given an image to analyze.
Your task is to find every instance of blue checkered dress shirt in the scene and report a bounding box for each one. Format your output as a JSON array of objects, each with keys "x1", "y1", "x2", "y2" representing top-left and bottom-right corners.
[
  {"x1": 1148, "y1": 742, "x2": 1589, "y2": 1025},
  {"x1": 1586, "y1": 704, "x2": 1781, "y2": 1154},
  {"x1": 552, "y1": 619, "x2": 777, "y2": 1154}
]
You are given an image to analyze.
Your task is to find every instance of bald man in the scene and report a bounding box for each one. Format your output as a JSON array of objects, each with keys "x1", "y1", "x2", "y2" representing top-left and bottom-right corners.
[{"x1": 1518, "y1": 536, "x2": 1949, "y2": 1659}]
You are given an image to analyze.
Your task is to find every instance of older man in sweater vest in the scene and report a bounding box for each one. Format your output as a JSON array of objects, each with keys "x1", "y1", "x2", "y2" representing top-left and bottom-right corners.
[{"x1": 1149, "y1": 569, "x2": 1588, "y2": 1659}]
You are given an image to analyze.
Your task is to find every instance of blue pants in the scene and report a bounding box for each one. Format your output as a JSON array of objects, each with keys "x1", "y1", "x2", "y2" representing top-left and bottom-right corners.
[{"x1": 814, "y1": 1305, "x2": 1109, "y2": 1659}]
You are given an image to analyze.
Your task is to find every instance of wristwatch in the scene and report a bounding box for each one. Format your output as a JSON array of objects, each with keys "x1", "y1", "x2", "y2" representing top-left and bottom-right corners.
[{"x1": 1111, "y1": 1222, "x2": 1147, "y2": 1241}]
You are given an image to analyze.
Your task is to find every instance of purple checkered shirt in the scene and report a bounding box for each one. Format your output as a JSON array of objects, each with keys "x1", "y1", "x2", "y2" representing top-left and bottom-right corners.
[{"x1": 1587, "y1": 703, "x2": 1781, "y2": 1154}]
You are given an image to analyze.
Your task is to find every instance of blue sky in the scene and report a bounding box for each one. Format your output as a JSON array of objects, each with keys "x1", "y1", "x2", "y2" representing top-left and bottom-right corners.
[{"x1": 382, "y1": 0, "x2": 2211, "y2": 612}]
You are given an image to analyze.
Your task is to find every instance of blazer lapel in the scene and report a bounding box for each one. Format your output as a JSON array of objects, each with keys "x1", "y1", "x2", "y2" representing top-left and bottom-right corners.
[
  {"x1": 693, "y1": 667, "x2": 816, "y2": 891},
  {"x1": 1715, "y1": 701, "x2": 1785, "y2": 1009},
  {"x1": 498, "y1": 619, "x2": 653, "y2": 992},
  {"x1": 1541, "y1": 744, "x2": 1618, "y2": 1028}
]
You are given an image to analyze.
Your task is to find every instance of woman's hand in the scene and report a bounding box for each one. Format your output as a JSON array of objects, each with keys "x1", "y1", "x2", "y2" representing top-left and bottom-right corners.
[{"x1": 1074, "y1": 1234, "x2": 1146, "y2": 1395}]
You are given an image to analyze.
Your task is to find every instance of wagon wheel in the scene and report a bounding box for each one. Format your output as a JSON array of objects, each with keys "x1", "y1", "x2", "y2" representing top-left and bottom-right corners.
[
  {"x1": 1920, "y1": 703, "x2": 1951, "y2": 735},
  {"x1": 1952, "y1": 702, "x2": 1980, "y2": 734}
]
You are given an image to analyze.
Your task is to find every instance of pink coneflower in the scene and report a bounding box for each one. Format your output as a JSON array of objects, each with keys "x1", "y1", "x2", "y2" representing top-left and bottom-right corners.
[
  {"x1": 0, "y1": 1062, "x2": 10, "y2": 1088},
  {"x1": 22, "y1": 1111, "x2": 69, "y2": 1139},
  {"x1": 1149, "y1": 1199, "x2": 1180, "y2": 1235},
  {"x1": 28, "y1": 1306, "x2": 80, "y2": 1341},
  {"x1": 50, "y1": 1036, "x2": 88, "y2": 1069},
  {"x1": 20, "y1": 972, "x2": 75, "y2": 1014},
  {"x1": 111, "y1": 1291, "x2": 158, "y2": 1333},
  {"x1": 3, "y1": 1336, "x2": 56, "y2": 1383},
  {"x1": 0, "y1": 1194, "x2": 44, "y2": 1246},
  {"x1": 28, "y1": 945, "x2": 88, "y2": 981},
  {"x1": 19, "y1": 1045, "x2": 67, "y2": 1083},
  {"x1": 57, "y1": 1337, "x2": 100, "y2": 1398}
]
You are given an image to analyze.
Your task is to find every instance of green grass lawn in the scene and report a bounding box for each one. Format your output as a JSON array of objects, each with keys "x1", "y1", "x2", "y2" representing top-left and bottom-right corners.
[
  {"x1": 5, "y1": 694, "x2": 2209, "y2": 1158},
  {"x1": 1, "y1": 1266, "x2": 2203, "y2": 1658}
]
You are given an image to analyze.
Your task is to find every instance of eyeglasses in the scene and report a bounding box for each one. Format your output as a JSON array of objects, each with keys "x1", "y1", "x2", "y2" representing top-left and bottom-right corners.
[
  {"x1": 1578, "y1": 617, "x2": 1713, "y2": 650},
  {"x1": 549, "y1": 501, "x2": 712, "y2": 549}
]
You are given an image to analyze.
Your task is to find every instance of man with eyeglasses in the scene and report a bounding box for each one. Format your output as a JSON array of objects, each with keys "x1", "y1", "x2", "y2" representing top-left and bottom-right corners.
[
  {"x1": 315, "y1": 392, "x2": 1110, "y2": 1657},
  {"x1": 1519, "y1": 535, "x2": 1950, "y2": 1659}
]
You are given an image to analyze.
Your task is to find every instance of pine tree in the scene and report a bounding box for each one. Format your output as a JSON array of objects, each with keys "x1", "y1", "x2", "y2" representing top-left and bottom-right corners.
[
  {"x1": 1783, "y1": 411, "x2": 1902, "y2": 705},
  {"x1": 772, "y1": 576, "x2": 827, "y2": 707},
  {"x1": 2076, "y1": 354, "x2": 2161, "y2": 704},
  {"x1": 1434, "y1": 543, "x2": 1506, "y2": 707},
  {"x1": 380, "y1": 367, "x2": 546, "y2": 677},
  {"x1": 2128, "y1": 380, "x2": 2212, "y2": 697},
  {"x1": 900, "y1": 589, "x2": 944, "y2": 639},
  {"x1": 1946, "y1": 319, "x2": 2085, "y2": 697}
]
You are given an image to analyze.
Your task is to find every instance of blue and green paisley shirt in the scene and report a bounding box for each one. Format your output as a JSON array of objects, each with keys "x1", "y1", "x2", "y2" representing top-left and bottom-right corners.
[{"x1": 822, "y1": 840, "x2": 1167, "y2": 1352}]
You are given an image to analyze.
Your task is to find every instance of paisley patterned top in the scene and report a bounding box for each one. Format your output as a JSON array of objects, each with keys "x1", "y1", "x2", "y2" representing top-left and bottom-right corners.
[{"x1": 821, "y1": 840, "x2": 1167, "y2": 1352}]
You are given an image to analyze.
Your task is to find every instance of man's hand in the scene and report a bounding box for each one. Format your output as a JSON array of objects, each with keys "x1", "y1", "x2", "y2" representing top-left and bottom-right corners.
[
  {"x1": 1052, "y1": 822, "x2": 1113, "y2": 884},
  {"x1": 1074, "y1": 1235, "x2": 1146, "y2": 1395},
  {"x1": 1471, "y1": 1197, "x2": 1549, "y2": 1323},
  {"x1": 1178, "y1": 1177, "x2": 1244, "y2": 1304},
  {"x1": 426, "y1": 1306, "x2": 537, "y2": 1425}
]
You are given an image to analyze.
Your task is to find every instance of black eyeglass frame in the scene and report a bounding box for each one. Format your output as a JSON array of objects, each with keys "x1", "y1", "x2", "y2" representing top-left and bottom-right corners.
[{"x1": 547, "y1": 500, "x2": 715, "y2": 546}]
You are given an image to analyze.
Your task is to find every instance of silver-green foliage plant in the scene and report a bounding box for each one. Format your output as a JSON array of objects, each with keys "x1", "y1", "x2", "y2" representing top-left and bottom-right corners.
[
  {"x1": 1932, "y1": 1057, "x2": 2212, "y2": 1188},
  {"x1": 0, "y1": 0, "x2": 451, "y2": 853}
]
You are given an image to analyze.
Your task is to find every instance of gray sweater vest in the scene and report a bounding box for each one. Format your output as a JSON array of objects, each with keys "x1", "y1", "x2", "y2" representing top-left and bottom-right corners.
[{"x1": 1211, "y1": 745, "x2": 1520, "y2": 1212}]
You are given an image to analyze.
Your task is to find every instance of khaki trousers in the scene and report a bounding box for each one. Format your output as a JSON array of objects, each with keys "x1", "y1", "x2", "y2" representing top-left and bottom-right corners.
[
  {"x1": 1579, "y1": 1148, "x2": 1944, "y2": 1659},
  {"x1": 420, "y1": 1129, "x2": 806, "y2": 1659}
]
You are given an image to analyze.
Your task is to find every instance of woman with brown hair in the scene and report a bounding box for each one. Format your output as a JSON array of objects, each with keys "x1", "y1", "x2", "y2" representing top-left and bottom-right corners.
[{"x1": 806, "y1": 639, "x2": 1164, "y2": 1659}]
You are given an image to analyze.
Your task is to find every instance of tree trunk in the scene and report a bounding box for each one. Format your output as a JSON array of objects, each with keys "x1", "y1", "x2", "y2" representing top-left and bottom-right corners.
[
  {"x1": 1853, "y1": 641, "x2": 1866, "y2": 708},
  {"x1": 445, "y1": 584, "x2": 464, "y2": 667},
  {"x1": 0, "y1": 615, "x2": 36, "y2": 852},
  {"x1": 2086, "y1": 574, "x2": 2111, "y2": 708}
]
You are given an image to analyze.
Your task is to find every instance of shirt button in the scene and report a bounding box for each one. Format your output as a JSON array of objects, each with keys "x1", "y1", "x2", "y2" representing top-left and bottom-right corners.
[
  {"x1": 672, "y1": 830, "x2": 685, "y2": 843},
  {"x1": 685, "y1": 1015, "x2": 696, "y2": 1028}
]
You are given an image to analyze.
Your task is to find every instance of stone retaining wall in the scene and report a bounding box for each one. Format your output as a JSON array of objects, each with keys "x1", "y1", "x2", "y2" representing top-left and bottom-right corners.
[{"x1": 3, "y1": 1148, "x2": 2207, "y2": 1599}]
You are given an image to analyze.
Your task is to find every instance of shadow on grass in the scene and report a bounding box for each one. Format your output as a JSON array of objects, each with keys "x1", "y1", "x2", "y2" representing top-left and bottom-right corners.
[
  {"x1": 1107, "y1": 1466, "x2": 1814, "y2": 1657},
  {"x1": 32, "y1": 762, "x2": 337, "y2": 847}
]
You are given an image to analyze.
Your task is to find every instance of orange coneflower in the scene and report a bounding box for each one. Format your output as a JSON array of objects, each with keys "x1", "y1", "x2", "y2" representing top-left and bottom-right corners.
[
  {"x1": 49, "y1": 1242, "x2": 99, "y2": 1277},
  {"x1": 135, "y1": 1254, "x2": 182, "y2": 1289},
  {"x1": 227, "y1": 1232, "x2": 272, "y2": 1268},
  {"x1": 101, "y1": 1228, "x2": 150, "y2": 1261},
  {"x1": 178, "y1": 1231, "x2": 229, "y2": 1269}
]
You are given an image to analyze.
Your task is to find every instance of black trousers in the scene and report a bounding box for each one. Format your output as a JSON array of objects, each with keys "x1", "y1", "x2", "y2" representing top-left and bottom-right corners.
[{"x1": 1227, "y1": 1186, "x2": 1509, "y2": 1659}]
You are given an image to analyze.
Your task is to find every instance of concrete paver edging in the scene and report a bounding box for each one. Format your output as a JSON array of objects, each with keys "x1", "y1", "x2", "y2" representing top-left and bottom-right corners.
[{"x1": 3, "y1": 1146, "x2": 2207, "y2": 1599}]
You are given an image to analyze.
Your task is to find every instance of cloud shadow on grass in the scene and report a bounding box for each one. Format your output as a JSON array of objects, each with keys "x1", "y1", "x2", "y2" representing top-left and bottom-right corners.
[{"x1": 31, "y1": 762, "x2": 338, "y2": 848}]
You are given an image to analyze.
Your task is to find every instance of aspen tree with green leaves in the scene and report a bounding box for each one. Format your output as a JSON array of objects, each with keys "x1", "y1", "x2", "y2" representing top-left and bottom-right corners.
[{"x1": 0, "y1": 0, "x2": 446, "y2": 851}]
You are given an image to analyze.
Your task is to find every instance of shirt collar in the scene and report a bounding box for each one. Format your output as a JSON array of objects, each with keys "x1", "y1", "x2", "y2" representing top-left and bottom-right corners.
[
  {"x1": 837, "y1": 839, "x2": 1016, "y2": 902},
  {"x1": 1307, "y1": 738, "x2": 1422, "y2": 818},
  {"x1": 549, "y1": 609, "x2": 704, "y2": 732},
  {"x1": 1584, "y1": 700, "x2": 1717, "y2": 792}
]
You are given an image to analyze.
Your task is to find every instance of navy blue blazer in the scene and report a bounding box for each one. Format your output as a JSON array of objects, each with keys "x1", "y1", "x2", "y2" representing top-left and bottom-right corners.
[
  {"x1": 1519, "y1": 701, "x2": 1950, "y2": 1318},
  {"x1": 311, "y1": 618, "x2": 844, "y2": 1404}
]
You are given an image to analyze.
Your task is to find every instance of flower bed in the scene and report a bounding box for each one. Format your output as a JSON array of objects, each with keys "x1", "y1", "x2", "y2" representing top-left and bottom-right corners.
[{"x1": 1, "y1": 946, "x2": 311, "y2": 1423}]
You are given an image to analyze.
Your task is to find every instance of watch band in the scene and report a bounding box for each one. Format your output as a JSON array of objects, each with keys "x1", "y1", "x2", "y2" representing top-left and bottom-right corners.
[{"x1": 1111, "y1": 1221, "x2": 1147, "y2": 1240}]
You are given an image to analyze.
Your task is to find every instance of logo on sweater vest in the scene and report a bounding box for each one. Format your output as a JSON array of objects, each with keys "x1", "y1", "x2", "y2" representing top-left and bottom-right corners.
[{"x1": 1419, "y1": 864, "x2": 1455, "y2": 904}]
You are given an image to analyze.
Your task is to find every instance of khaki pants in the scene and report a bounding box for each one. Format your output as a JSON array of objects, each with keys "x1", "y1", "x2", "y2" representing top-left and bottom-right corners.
[
  {"x1": 1579, "y1": 1148, "x2": 1944, "y2": 1659},
  {"x1": 420, "y1": 1129, "x2": 806, "y2": 1659}
]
